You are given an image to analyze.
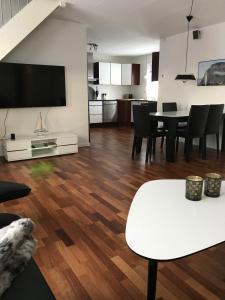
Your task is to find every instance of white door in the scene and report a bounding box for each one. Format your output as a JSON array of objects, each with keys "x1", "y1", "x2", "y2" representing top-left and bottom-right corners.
[
  {"x1": 111, "y1": 63, "x2": 122, "y2": 85},
  {"x1": 122, "y1": 64, "x2": 132, "y2": 85},
  {"x1": 99, "y1": 62, "x2": 110, "y2": 85}
]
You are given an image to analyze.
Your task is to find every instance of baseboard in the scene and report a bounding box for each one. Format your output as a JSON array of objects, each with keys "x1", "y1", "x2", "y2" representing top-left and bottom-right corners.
[
  {"x1": 79, "y1": 142, "x2": 90, "y2": 147},
  {"x1": 90, "y1": 122, "x2": 118, "y2": 128}
]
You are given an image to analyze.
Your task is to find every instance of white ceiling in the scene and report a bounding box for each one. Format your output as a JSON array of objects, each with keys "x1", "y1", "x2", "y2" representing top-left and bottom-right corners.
[{"x1": 55, "y1": 0, "x2": 225, "y2": 56}]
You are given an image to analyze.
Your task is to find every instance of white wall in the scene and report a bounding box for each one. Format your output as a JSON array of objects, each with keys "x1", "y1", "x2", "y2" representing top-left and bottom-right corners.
[
  {"x1": 1, "y1": 18, "x2": 89, "y2": 147},
  {"x1": 159, "y1": 21, "x2": 225, "y2": 108},
  {"x1": 159, "y1": 21, "x2": 225, "y2": 148}
]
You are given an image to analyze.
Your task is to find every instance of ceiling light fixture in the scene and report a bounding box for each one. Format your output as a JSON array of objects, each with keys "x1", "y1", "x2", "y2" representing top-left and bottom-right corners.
[
  {"x1": 88, "y1": 43, "x2": 98, "y2": 52},
  {"x1": 175, "y1": 0, "x2": 196, "y2": 82}
]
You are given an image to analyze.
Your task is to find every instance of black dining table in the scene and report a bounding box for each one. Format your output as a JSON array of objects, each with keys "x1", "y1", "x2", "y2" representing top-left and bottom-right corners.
[
  {"x1": 149, "y1": 111, "x2": 189, "y2": 162},
  {"x1": 150, "y1": 111, "x2": 225, "y2": 163}
]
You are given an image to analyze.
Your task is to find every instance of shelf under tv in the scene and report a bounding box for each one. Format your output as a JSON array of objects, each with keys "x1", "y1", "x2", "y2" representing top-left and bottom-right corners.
[{"x1": 3, "y1": 132, "x2": 78, "y2": 162}]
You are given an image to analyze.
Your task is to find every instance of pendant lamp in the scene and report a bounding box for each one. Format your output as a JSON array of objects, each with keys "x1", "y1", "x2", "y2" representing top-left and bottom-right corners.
[{"x1": 175, "y1": 0, "x2": 196, "y2": 82}]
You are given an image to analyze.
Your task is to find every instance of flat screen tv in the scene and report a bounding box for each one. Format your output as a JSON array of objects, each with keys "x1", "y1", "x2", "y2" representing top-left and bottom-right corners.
[{"x1": 0, "y1": 62, "x2": 66, "y2": 108}]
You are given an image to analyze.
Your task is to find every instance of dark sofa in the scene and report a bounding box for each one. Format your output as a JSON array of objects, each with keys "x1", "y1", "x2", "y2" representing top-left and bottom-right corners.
[{"x1": 0, "y1": 182, "x2": 56, "y2": 300}]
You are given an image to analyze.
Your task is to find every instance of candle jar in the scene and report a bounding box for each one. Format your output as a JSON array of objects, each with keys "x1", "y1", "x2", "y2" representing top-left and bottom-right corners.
[
  {"x1": 204, "y1": 173, "x2": 222, "y2": 197},
  {"x1": 186, "y1": 176, "x2": 203, "y2": 201}
]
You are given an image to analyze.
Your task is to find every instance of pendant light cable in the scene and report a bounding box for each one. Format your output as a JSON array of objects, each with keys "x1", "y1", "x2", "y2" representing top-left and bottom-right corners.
[
  {"x1": 184, "y1": 0, "x2": 194, "y2": 73},
  {"x1": 189, "y1": 0, "x2": 194, "y2": 15},
  {"x1": 175, "y1": 0, "x2": 196, "y2": 81}
]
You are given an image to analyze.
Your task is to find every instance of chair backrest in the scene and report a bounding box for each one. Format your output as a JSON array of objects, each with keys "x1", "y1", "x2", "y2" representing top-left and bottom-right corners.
[
  {"x1": 141, "y1": 101, "x2": 157, "y2": 113},
  {"x1": 162, "y1": 102, "x2": 177, "y2": 112},
  {"x1": 205, "y1": 104, "x2": 224, "y2": 134},
  {"x1": 133, "y1": 105, "x2": 151, "y2": 137},
  {"x1": 188, "y1": 105, "x2": 210, "y2": 137}
]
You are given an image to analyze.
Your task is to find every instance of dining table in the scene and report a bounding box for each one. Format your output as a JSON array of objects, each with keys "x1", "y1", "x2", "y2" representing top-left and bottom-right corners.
[
  {"x1": 149, "y1": 111, "x2": 225, "y2": 162},
  {"x1": 149, "y1": 111, "x2": 189, "y2": 162}
]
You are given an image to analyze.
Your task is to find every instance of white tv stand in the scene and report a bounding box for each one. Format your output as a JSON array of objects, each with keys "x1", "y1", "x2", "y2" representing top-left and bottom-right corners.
[{"x1": 3, "y1": 132, "x2": 78, "y2": 162}]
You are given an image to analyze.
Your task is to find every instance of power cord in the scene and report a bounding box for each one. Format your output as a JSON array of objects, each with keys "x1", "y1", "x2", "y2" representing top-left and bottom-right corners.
[
  {"x1": 2, "y1": 109, "x2": 9, "y2": 138},
  {"x1": 45, "y1": 107, "x2": 51, "y2": 128}
]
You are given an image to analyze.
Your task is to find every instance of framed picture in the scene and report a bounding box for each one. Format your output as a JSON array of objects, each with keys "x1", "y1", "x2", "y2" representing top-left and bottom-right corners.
[{"x1": 198, "y1": 59, "x2": 225, "y2": 86}]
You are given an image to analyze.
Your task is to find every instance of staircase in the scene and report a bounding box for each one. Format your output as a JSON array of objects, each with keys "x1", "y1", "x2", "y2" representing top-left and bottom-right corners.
[
  {"x1": 0, "y1": 0, "x2": 65, "y2": 60},
  {"x1": 0, "y1": 0, "x2": 32, "y2": 27}
]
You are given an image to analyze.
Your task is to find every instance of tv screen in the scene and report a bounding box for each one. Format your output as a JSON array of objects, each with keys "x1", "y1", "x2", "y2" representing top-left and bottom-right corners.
[{"x1": 0, "y1": 62, "x2": 66, "y2": 108}]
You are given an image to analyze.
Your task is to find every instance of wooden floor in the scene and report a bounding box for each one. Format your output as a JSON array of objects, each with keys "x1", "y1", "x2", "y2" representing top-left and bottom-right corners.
[{"x1": 1, "y1": 127, "x2": 225, "y2": 300}]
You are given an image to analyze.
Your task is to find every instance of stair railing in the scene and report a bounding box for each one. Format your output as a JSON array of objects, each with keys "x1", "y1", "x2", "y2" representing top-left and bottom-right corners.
[{"x1": 0, "y1": 0, "x2": 32, "y2": 27}]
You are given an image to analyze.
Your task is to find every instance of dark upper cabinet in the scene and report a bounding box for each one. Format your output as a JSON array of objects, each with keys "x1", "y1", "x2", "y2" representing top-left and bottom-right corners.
[
  {"x1": 132, "y1": 64, "x2": 140, "y2": 85},
  {"x1": 152, "y1": 52, "x2": 160, "y2": 81},
  {"x1": 93, "y1": 62, "x2": 99, "y2": 85}
]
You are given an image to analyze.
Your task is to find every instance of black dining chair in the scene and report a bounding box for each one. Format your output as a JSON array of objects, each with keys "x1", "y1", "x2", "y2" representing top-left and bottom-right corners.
[
  {"x1": 132, "y1": 105, "x2": 165, "y2": 162},
  {"x1": 202, "y1": 104, "x2": 224, "y2": 158},
  {"x1": 162, "y1": 102, "x2": 177, "y2": 112},
  {"x1": 141, "y1": 101, "x2": 157, "y2": 113},
  {"x1": 160, "y1": 102, "x2": 187, "y2": 148},
  {"x1": 176, "y1": 105, "x2": 210, "y2": 160}
]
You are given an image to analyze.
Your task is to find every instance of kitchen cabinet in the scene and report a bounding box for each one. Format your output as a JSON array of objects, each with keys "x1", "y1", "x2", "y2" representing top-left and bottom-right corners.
[
  {"x1": 121, "y1": 64, "x2": 132, "y2": 85},
  {"x1": 89, "y1": 101, "x2": 103, "y2": 124},
  {"x1": 132, "y1": 64, "x2": 140, "y2": 85},
  {"x1": 117, "y1": 100, "x2": 131, "y2": 126},
  {"x1": 94, "y1": 62, "x2": 140, "y2": 86},
  {"x1": 103, "y1": 101, "x2": 118, "y2": 123},
  {"x1": 94, "y1": 62, "x2": 111, "y2": 85},
  {"x1": 111, "y1": 63, "x2": 122, "y2": 85}
]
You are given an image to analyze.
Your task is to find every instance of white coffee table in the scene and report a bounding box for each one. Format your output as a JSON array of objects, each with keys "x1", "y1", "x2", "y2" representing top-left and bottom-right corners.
[{"x1": 125, "y1": 179, "x2": 225, "y2": 300}]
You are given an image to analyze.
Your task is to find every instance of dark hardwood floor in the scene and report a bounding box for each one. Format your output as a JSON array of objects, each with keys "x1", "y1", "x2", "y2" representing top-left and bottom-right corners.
[{"x1": 0, "y1": 126, "x2": 225, "y2": 300}]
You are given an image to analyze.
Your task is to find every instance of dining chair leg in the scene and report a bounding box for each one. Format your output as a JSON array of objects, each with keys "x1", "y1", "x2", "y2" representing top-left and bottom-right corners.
[
  {"x1": 216, "y1": 133, "x2": 220, "y2": 157},
  {"x1": 185, "y1": 137, "x2": 191, "y2": 161},
  {"x1": 152, "y1": 138, "x2": 156, "y2": 157},
  {"x1": 146, "y1": 137, "x2": 153, "y2": 163},
  {"x1": 132, "y1": 136, "x2": 136, "y2": 158},
  {"x1": 136, "y1": 137, "x2": 142, "y2": 154},
  {"x1": 184, "y1": 137, "x2": 187, "y2": 154},
  {"x1": 176, "y1": 137, "x2": 179, "y2": 153},
  {"x1": 202, "y1": 136, "x2": 206, "y2": 160},
  {"x1": 146, "y1": 137, "x2": 150, "y2": 163},
  {"x1": 160, "y1": 137, "x2": 164, "y2": 149},
  {"x1": 199, "y1": 137, "x2": 203, "y2": 154},
  {"x1": 190, "y1": 138, "x2": 193, "y2": 154}
]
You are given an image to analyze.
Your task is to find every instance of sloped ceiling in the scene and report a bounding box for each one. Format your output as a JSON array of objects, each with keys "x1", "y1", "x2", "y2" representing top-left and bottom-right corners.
[{"x1": 55, "y1": 0, "x2": 225, "y2": 55}]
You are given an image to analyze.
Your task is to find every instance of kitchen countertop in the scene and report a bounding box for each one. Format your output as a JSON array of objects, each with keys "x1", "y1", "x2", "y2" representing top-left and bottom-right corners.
[{"x1": 89, "y1": 99, "x2": 148, "y2": 102}]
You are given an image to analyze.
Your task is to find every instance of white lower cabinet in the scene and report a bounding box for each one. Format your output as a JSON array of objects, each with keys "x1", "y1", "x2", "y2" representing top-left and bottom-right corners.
[
  {"x1": 89, "y1": 101, "x2": 103, "y2": 124},
  {"x1": 90, "y1": 114, "x2": 103, "y2": 123}
]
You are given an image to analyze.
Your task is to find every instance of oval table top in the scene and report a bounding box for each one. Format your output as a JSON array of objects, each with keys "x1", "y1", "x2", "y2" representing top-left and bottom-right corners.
[{"x1": 125, "y1": 179, "x2": 225, "y2": 261}]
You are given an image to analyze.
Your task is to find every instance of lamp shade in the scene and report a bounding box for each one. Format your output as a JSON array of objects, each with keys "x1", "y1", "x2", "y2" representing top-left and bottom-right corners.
[{"x1": 175, "y1": 73, "x2": 196, "y2": 81}]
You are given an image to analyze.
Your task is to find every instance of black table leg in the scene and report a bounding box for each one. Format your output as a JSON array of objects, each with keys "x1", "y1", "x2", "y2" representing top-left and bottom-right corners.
[
  {"x1": 166, "y1": 119, "x2": 177, "y2": 162},
  {"x1": 147, "y1": 259, "x2": 158, "y2": 300}
]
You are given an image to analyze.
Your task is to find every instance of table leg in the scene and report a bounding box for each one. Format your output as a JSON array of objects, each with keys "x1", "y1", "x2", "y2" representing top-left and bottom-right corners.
[
  {"x1": 166, "y1": 119, "x2": 177, "y2": 162},
  {"x1": 147, "y1": 259, "x2": 158, "y2": 300},
  {"x1": 221, "y1": 118, "x2": 225, "y2": 152}
]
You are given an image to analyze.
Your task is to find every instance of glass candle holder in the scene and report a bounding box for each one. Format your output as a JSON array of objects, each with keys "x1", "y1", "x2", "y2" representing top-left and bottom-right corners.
[
  {"x1": 204, "y1": 173, "x2": 222, "y2": 198},
  {"x1": 186, "y1": 176, "x2": 203, "y2": 201}
]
